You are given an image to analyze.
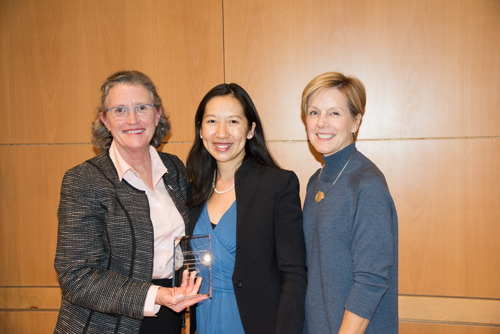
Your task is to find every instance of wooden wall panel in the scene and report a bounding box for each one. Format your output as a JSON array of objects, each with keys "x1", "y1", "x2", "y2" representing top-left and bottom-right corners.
[
  {"x1": 224, "y1": 0, "x2": 500, "y2": 140},
  {"x1": 0, "y1": 0, "x2": 223, "y2": 145},
  {"x1": 358, "y1": 139, "x2": 500, "y2": 298},
  {"x1": 399, "y1": 296, "x2": 500, "y2": 326},
  {"x1": 0, "y1": 288, "x2": 61, "y2": 310},
  {"x1": 0, "y1": 145, "x2": 96, "y2": 286},
  {"x1": 159, "y1": 143, "x2": 192, "y2": 164},
  {"x1": 0, "y1": 0, "x2": 82, "y2": 144},
  {"x1": 0, "y1": 311, "x2": 59, "y2": 334},
  {"x1": 400, "y1": 322, "x2": 500, "y2": 334},
  {"x1": 268, "y1": 141, "x2": 322, "y2": 200}
]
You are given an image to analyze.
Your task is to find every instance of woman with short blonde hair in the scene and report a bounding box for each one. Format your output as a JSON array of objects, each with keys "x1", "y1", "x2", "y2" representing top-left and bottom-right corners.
[{"x1": 302, "y1": 72, "x2": 398, "y2": 334}]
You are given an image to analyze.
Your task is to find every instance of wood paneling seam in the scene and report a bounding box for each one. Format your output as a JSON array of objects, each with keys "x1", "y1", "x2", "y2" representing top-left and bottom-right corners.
[
  {"x1": 2, "y1": 136, "x2": 499, "y2": 147},
  {"x1": 399, "y1": 319, "x2": 500, "y2": 328},
  {"x1": 0, "y1": 308, "x2": 59, "y2": 312},
  {"x1": 399, "y1": 294, "x2": 500, "y2": 301}
]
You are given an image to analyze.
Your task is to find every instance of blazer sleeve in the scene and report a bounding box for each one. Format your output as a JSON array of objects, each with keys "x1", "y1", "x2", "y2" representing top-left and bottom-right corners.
[
  {"x1": 274, "y1": 171, "x2": 307, "y2": 334},
  {"x1": 54, "y1": 165, "x2": 151, "y2": 320}
]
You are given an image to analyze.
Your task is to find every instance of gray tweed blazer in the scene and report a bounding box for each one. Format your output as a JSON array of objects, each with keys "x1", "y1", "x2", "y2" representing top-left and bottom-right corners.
[{"x1": 54, "y1": 149, "x2": 189, "y2": 334}]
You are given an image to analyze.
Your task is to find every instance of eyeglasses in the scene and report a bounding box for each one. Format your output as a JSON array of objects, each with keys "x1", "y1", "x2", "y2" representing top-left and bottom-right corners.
[{"x1": 108, "y1": 103, "x2": 154, "y2": 118}]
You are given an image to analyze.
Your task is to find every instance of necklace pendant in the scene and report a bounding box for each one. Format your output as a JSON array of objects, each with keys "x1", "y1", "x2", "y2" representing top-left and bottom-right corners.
[{"x1": 315, "y1": 191, "x2": 325, "y2": 203}]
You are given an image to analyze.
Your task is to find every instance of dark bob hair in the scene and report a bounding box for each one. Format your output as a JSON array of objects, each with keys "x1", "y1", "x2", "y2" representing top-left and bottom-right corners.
[{"x1": 186, "y1": 83, "x2": 279, "y2": 206}]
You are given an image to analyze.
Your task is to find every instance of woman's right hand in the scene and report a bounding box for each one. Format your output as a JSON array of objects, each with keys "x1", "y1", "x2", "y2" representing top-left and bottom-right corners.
[{"x1": 155, "y1": 270, "x2": 208, "y2": 313}]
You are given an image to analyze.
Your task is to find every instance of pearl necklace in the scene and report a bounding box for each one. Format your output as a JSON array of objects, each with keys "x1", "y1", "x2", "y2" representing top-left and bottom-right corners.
[
  {"x1": 212, "y1": 169, "x2": 235, "y2": 195},
  {"x1": 315, "y1": 148, "x2": 357, "y2": 203}
]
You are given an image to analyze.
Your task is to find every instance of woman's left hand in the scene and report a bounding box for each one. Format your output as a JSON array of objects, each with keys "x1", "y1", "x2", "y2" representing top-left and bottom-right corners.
[{"x1": 155, "y1": 270, "x2": 208, "y2": 313}]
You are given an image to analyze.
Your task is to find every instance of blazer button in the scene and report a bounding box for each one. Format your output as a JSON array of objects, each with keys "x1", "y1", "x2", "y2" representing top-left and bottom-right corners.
[{"x1": 235, "y1": 280, "x2": 243, "y2": 288}]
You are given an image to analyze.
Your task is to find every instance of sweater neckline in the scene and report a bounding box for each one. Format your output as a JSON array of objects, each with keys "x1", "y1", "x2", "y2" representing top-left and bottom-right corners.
[{"x1": 322, "y1": 143, "x2": 357, "y2": 176}]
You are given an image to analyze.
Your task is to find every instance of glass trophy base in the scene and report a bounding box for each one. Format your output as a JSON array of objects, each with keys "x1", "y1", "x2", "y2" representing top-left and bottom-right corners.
[{"x1": 172, "y1": 234, "x2": 212, "y2": 298}]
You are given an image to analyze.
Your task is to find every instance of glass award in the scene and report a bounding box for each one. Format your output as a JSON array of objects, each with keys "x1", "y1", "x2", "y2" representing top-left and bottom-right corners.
[{"x1": 172, "y1": 234, "x2": 212, "y2": 299}]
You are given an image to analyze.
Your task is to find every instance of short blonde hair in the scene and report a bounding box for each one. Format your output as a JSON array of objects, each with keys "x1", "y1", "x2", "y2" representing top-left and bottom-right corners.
[{"x1": 301, "y1": 72, "x2": 366, "y2": 140}]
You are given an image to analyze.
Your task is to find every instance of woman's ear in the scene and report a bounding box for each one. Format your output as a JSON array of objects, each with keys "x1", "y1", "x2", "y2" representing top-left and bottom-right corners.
[
  {"x1": 155, "y1": 107, "x2": 162, "y2": 126},
  {"x1": 247, "y1": 122, "x2": 256, "y2": 139},
  {"x1": 100, "y1": 113, "x2": 110, "y2": 130},
  {"x1": 352, "y1": 113, "x2": 362, "y2": 133}
]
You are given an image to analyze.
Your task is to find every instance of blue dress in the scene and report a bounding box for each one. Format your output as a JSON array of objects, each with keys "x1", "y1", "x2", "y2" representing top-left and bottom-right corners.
[{"x1": 191, "y1": 201, "x2": 245, "y2": 334}]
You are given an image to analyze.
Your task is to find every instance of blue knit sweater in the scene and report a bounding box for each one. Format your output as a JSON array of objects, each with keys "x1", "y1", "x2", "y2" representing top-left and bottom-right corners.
[{"x1": 303, "y1": 143, "x2": 398, "y2": 333}]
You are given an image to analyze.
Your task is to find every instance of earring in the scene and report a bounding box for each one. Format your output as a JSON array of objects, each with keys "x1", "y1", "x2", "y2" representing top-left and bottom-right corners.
[
  {"x1": 248, "y1": 135, "x2": 253, "y2": 139},
  {"x1": 200, "y1": 134, "x2": 203, "y2": 139}
]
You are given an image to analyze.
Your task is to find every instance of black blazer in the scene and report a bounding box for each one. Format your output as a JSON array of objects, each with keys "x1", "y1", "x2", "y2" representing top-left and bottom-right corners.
[
  {"x1": 54, "y1": 149, "x2": 189, "y2": 334},
  {"x1": 189, "y1": 157, "x2": 307, "y2": 334}
]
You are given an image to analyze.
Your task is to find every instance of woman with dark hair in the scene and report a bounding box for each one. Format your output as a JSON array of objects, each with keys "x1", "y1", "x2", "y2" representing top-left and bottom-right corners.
[
  {"x1": 54, "y1": 70, "x2": 207, "y2": 334},
  {"x1": 186, "y1": 83, "x2": 307, "y2": 334}
]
